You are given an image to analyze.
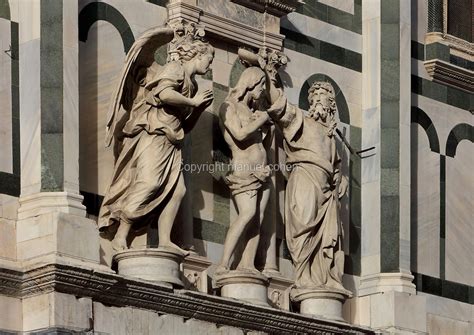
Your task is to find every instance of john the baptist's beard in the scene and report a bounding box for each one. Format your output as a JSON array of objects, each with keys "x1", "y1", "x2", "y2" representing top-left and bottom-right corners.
[{"x1": 309, "y1": 103, "x2": 331, "y2": 121}]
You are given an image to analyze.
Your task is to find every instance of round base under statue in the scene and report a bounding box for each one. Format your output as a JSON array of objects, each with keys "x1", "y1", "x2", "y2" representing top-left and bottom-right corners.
[
  {"x1": 215, "y1": 269, "x2": 269, "y2": 306},
  {"x1": 113, "y1": 247, "x2": 186, "y2": 288},
  {"x1": 291, "y1": 287, "x2": 352, "y2": 321}
]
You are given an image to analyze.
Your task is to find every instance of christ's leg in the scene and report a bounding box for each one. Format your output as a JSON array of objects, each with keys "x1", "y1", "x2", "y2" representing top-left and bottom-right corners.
[
  {"x1": 238, "y1": 184, "x2": 271, "y2": 271},
  {"x1": 217, "y1": 191, "x2": 257, "y2": 272}
]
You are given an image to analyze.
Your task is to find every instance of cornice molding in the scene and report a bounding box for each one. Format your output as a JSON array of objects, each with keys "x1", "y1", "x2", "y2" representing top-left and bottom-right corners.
[
  {"x1": 424, "y1": 59, "x2": 474, "y2": 93},
  {"x1": 0, "y1": 263, "x2": 374, "y2": 334},
  {"x1": 231, "y1": 0, "x2": 305, "y2": 17},
  {"x1": 167, "y1": 2, "x2": 285, "y2": 50}
]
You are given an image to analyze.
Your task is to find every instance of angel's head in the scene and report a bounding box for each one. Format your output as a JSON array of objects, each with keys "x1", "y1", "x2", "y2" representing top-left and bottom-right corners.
[{"x1": 168, "y1": 40, "x2": 214, "y2": 75}]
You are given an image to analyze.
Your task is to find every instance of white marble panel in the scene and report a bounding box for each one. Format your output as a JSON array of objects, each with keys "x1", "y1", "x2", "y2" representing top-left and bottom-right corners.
[
  {"x1": 347, "y1": 102, "x2": 362, "y2": 129},
  {"x1": 362, "y1": 0, "x2": 380, "y2": 21},
  {"x1": 0, "y1": 295, "x2": 21, "y2": 331},
  {"x1": 18, "y1": 0, "x2": 40, "y2": 44},
  {"x1": 411, "y1": 125, "x2": 440, "y2": 277},
  {"x1": 0, "y1": 36, "x2": 12, "y2": 187},
  {"x1": 412, "y1": 0, "x2": 428, "y2": 43},
  {"x1": 446, "y1": 142, "x2": 473, "y2": 286},
  {"x1": 0, "y1": 88, "x2": 13, "y2": 173},
  {"x1": 399, "y1": 0, "x2": 411, "y2": 25},
  {"x1": 361, "y1": 107, "x2": 380, "y2": 184},
  {"x1": 19, "y1": 39, "x2": 41, "y2": 195},
  {"x1": 319, "y1": 0, "x2": 354, "y2": 14},
  {"x1": 399, "y1": 22, "x2": 411, "y2": 127},
  {"x1": 93, "y1": 302, "x2": 135, "y2": 335},
  {"x1": 63, "y1": 45, "x2": 80, "y2": 194},
  {"x1": 111, "y1": 0, "x2": 168, "y2": 32},
  {"x1": 311, "y1": 58, "x2": 361, "y2": 93},
  {"x1": 361, "y1": 179, "x2": 381, "y2": 261},
  {"x1": 361, "y1": 253, "x2": 380, "y2": 276},
  {"x1": 63, "y1": 1, "x2": 78, "y2": 49},
  {"x1": 0, "y1": 217, "x2": 16, "y2": 260},
  {"x1": 22, "y1": 294, "x2": 49, "y2": 331},
  {"x1": 283, "y1": 13, "x2": 362, "y2": 53},
  {"x1": 427, "y1": 314, "x2": 471, "y2": 335},
  {"x1": 399, "y1": 238, "x2": 410, "y2": 271},
  {"x1": 50, "y1": 293, "x2": 92, "y2": 331},
  {"x1": 79, "y1": 22, "x2": 123, "y2": 195},
  {"x1": 362, "y1": 17, "x2": 380, "y2": 111},
  {"x1": 419, "y1": 292, "x2": 472, "y2": 323},
  {"x1": 0, "y1": 194, "x2": 19, "y2": 220}
]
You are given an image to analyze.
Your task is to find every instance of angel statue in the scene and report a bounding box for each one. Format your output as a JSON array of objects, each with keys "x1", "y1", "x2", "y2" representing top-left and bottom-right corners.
[{"x1": 98, "y1": 21, "x2": 214, "y2": 253}]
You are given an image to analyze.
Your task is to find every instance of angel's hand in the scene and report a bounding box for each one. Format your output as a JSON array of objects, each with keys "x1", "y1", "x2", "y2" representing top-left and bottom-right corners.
[{"x1": 192, "y1": 89, "x2": 214, "y2": 108}]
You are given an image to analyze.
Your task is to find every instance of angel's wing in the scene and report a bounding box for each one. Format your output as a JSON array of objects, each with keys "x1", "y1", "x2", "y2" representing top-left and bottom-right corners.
[{"x1": 105, "y1": 26, "x2": 175, "y2": 153}]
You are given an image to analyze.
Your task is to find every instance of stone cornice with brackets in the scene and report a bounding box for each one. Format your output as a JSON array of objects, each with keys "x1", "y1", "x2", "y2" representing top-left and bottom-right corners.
[
  {"x1": 167, "y1": 2, "x2": 285, "y2": 50},
  {"x1": 424, "y1": 59, "x2": 473, "y2": 93},
  {"x1": 424, "y1": 2, "x2": 474, "y2": 94},
  {"x1": 231, "y1": 0, "x2": 305, "y2": 17},
  {"x1": 0, "y1": 262, "x2": 374, "y2": 334}
]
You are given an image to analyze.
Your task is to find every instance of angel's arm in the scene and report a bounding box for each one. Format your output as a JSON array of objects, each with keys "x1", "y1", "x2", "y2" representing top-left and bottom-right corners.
[
  {"x1": 158, "y1": 87, "x2": 197, "y2": 108},
  {"x1": 221, "y1": 103, "x2": 269, "y2": 142}
]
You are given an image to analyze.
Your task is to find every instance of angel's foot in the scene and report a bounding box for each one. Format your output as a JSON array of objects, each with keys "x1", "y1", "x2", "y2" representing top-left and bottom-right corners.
[
  {"x1": 215, "y1": 264, "x2": 229, "y2": 275},
  {"x1": 111, "y1": 237, "x2": 128, "y2": 251},
  {"x1": 159, "y1": 242, "x2": 190, "y2": 257}
]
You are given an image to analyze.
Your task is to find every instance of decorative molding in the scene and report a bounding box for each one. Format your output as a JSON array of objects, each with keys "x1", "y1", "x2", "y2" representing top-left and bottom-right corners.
[
  {"x1": 358, "y1": 271, "x2": 416, "y2": 297},
  {"x1": 17, "y1": 192, "x2": 86, "y2": 220},
  {"x1": 167, "y1": 2, "x2": 285, "y2": 50},
  {"x1": 424, "y1": 59, "x2": 474, "y2": 93},
  {"x1": 0, "y1": 263, "x2": 374, "y2": 334},
  {"x1": 231, "y1": 0, "x2": 304, "y2": 17}
]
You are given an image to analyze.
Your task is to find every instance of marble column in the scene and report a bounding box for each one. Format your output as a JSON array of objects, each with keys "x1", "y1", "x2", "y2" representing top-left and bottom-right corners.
[
  {"x1": 15, "y1": 1, "x2": 100, "y2": 267},
  {"x1": 356, "y1": 0, "x2": 426, "y2": 332}
]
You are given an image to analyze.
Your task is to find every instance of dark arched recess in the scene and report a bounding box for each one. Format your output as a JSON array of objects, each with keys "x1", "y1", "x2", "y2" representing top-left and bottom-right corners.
[
  {"x1": 79, "y1": 2, "x2": 135, "y2": 53},
  {"x1": 411, "y1": 106, "x2": 440, "y2": 153},
  {"x1": 445, "y1": 123, "x2": 473, "y2": 157}
]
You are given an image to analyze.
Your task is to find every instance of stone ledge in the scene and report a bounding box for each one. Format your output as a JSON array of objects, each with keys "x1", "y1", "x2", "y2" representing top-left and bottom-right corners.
[
  {"x1": 424, "y1": 59, "x2": 473, "y2": 93},
  {"x1": 231, "y1": 0, "x2": 304, "y2": 17},
  {"x1": 167, "y1": 2, "x2": 285, "y2": 50},
  {"x1": 0, "y1": 262, "x2": 374, "y2": 334}
]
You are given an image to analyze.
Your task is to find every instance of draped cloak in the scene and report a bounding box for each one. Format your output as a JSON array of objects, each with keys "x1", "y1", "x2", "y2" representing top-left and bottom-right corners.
[
  {"x1": 98, "y1": 61, "x2": 195, "y2": 231},
  {"x1": 268, "y1": 93, "x2": 345, "y2": 290}
]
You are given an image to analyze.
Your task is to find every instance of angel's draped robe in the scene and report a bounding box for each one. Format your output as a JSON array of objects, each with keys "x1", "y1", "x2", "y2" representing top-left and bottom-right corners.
[
  {"x1": 98, "y1": 61, "x2": 195, "y2": 230},
  {"x1": 268, "y1": 93, "x2": 345, "y2": 290}
]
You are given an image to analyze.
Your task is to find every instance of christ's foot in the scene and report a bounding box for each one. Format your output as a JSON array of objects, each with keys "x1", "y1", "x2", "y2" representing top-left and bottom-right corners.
[{"x1": 111, "y1": 237, "x2": 128, "y2": 251}]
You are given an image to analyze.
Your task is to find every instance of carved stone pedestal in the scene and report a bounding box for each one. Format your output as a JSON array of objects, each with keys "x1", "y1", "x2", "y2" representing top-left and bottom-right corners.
[
  {"x1": 182, "y1": 254, "x2": 212, "y2": 292},
  {"x1": 291, "y1": 287, "x2": 352, "y2": 321},
  {"x1": 215, "y1": 270, "x2": 269, "y2": 306},
  {"x1": 114, "y1": 247, "x2": 186, "y2": 288}
]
